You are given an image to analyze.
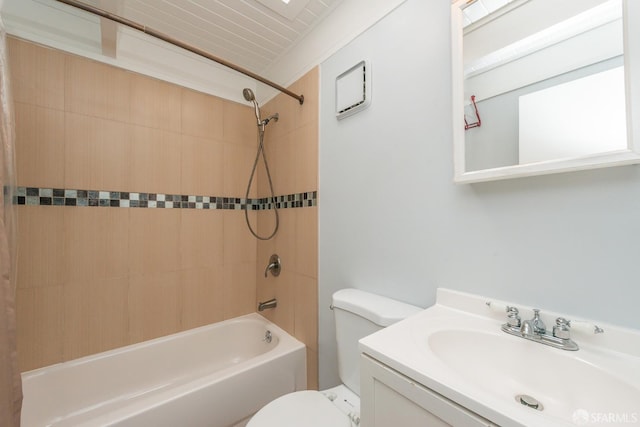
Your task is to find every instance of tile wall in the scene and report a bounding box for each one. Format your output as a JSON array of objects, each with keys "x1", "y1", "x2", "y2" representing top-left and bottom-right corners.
[
  {"x1": 256, "y1": 68, "x2": 319, "y2": 389},
  {"x1": 9, "y1": 36, "x2": 318, "y2": 388}
]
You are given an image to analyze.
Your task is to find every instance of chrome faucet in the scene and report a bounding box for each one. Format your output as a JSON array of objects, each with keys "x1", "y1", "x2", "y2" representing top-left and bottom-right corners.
[
  {"x1": 487, "y1": 302, "x2": 604, "y2": 351},
  {"x1": 499, "y1": 307, "x2": 580, "y2": 351},
  {"x1": 258, "y1": 298, "x2": 277, "y2": 311},
  {"x1": 520, "y1": 308, "x2": 546, "y2": 337}
]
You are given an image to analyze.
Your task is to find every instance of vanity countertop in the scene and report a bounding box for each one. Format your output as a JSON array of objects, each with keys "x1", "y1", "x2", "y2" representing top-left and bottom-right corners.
[{"x1": 359, "y1": 288, "x2": 640, "y2": 427}]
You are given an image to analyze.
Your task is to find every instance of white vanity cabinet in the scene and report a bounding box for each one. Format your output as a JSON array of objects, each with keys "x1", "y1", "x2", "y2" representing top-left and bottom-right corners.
[{"x1": 360, "y1": 354, "x2": 497, "y2": 427}]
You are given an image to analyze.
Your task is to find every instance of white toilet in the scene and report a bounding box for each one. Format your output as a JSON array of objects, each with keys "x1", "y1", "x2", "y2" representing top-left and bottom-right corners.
[{"x1": 247, "y1": 288, "x2": 422, "y2": 427}]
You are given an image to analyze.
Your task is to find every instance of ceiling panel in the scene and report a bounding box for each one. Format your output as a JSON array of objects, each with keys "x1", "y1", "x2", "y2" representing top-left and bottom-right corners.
[
  {"x1": 123, "y1": 4, "x2": 272, "y2": 71},
  {"x1": 76, "y1": 0, "x2": 343, "y2": 73},
  {"x1": 129, "y1": 1, "x2": 278, "y2": 59}
]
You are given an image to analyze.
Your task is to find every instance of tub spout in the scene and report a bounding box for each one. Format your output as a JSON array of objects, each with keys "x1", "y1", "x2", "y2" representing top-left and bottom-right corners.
[{"x1": 258, "y1": 298, "x2": 277, "y2": 311}]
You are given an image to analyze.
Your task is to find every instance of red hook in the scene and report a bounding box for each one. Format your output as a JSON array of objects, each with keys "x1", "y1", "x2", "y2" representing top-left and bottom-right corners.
[{"x1": 464, "y1": 95, "x2": 481, "y2": 130}]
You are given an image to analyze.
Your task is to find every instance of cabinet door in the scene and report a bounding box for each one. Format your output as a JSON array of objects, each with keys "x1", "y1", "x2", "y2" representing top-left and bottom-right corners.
[{"x1": 361, "y1": 355, "x2": 497, "y2": 427}]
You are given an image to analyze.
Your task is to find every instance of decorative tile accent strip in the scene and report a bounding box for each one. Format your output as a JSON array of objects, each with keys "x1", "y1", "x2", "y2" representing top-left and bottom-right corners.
[{"x1": 13, "y1": 187, "x2": 317, "y2": 210}]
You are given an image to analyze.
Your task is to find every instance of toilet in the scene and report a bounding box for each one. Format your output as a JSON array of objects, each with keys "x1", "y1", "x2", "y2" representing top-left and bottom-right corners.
[{"x1": 247, "y1": 288, "x2": 422, "y2": 427}]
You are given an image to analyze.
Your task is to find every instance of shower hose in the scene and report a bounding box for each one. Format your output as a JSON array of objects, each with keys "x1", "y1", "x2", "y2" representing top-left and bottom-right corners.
[{"x1": 244, "y1": 126, "x2": 279, "y2": 240}]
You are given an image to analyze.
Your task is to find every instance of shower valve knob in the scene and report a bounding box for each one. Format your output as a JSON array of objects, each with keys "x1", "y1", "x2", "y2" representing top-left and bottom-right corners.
[{"x1": 264, "y1": 254, "x2": 281, "y2": 277}]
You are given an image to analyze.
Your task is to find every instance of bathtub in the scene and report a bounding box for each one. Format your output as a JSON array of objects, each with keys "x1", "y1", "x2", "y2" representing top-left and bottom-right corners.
[{"x1": 21, "y1": 313, "x2": 306, "y2": 427}]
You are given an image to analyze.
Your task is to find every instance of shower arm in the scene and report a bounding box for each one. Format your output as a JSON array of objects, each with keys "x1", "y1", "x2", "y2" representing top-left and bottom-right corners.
[{"x1": 54, "y1": 0, "x2": 305, "y2": 105}]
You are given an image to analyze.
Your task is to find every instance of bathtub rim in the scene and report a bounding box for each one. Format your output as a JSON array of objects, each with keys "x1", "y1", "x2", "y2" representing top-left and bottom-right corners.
[
  {"x1": 21, "y1": 312, "x2": 304, "y2": 379},
  {"x1": 21, "y1": 312, "x2": 307, "y2": 427}
]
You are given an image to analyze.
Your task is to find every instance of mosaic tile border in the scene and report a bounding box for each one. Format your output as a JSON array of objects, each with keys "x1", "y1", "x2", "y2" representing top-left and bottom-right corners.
[{"x1": 12, "y1": 187, "x2": 317, "y2": 210}]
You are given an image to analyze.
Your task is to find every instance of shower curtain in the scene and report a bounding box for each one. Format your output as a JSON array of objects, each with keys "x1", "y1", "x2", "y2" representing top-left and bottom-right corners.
[{"x1": 0, "y1": 13, "x2": 22, "y2": 427}]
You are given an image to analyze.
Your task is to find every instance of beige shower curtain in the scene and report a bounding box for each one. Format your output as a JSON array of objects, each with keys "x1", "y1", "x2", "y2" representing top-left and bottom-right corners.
[{"x1": 0, "y1": 13, "x2": 22, "y2": 427}]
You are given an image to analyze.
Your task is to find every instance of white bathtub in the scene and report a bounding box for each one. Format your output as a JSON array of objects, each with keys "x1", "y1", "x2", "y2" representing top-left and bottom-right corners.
[{"x1": 21, "y1": 313, "x2": 306, "y2": 427}]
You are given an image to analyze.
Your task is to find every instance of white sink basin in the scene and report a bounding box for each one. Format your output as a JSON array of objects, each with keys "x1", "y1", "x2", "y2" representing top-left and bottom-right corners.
[
  {"x1": 428, "y1": 329, "x2": 640, "y2": 424},
  {"x1": 360, "y1": 289, "x2": 640, "y2": 427}
]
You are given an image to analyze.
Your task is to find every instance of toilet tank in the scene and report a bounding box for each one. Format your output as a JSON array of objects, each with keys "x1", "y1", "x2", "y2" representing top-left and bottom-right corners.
[{"x1": 331, "y1": 289, "x2": 422, "y2": 395}]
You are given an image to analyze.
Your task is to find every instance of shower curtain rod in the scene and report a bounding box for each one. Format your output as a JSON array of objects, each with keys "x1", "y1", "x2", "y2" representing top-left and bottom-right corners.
[{"x1": 55, "y1": 0, "x2": 305, "y2": 105}]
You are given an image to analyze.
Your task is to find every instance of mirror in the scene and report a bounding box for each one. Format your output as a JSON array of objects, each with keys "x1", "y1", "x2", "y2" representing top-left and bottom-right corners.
[{"x1": 451, "y1": 0, "x2": 640, "y2": 183}]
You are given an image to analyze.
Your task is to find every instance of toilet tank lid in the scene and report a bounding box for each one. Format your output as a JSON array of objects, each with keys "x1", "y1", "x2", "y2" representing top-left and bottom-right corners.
[{"x1": 332, "y1": 289, "x2": 422, "y2": 327}]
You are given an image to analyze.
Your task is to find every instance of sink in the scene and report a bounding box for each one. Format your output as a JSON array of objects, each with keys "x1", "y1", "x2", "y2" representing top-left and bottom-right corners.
[
  {"x1": 428, "y1": 329, "x2": 640, "y2": 423},
  {"x1": 359, "y1": 288, "x2": 640, "y2": 427}
]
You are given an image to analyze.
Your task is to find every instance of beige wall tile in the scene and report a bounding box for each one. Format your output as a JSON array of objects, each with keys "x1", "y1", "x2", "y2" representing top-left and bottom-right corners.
[
  {"x1": 290, "y1": 67, "x2": 319, "y2": 129},
  {"x1": 180, "y1": 209, "x2": 224, "y2": 270},
  {"x1": 223, "y1": 100, "x2": 257, "y2": 147},
  {"x1": 255, "y1": 265, "x2": 274, "y2": 315},
  {"x1": 8, "y1": 37, "x2": 65, "y2": 110},
  {"x1": 257, "y1": 268, "x2": 294, "y2": 335},
  {"x1": 64, "y1": 112, "x2": 130, "y2": 191},
  {"x1": 258, "y1": 207, "x2": 296, "y2": 275},
  {"x1": 63, "y1": 207, "x2": 104, "y2": 281},
  {"x1": 256, "y1": 128, "x2": 291, "y2": 197},
  {"x1": 17, "y1": 206, "x2": 65, "y2": 289},
  {"x1": 63, "y1": 277, "x2": 129, "y2": 361},
  {"x1": 129, "y1": 209, "x2": 181, "y2": 275},
  {"x1": 294, "y1": 274, "x2": 318, "y2": 351},
  {"x1": 181, "y1": 268, "x2": 225, "y2": 330},
  {"x1": 130, "y1": 125, "x2": 182, "y2": 194},
  {"x1": 128, "y1": 271, "x2": 182, "y2": 343},
  {"x1": 295, "y1": 207, "x2": 318, "y2": 278},
  {"x1": 306, "y1": 347, "x2": 319, "y2": 390},
  {"x1": 100, "y1": 209, "x2": 131, "y2": 278},
  {"x1": 64, "y1": 207, "x2": 129, "y2": 282},
  {"x1": 293, "y1": 122, "x2": 319, "y2": 193},
  {"x1": 223, "y1": 210, "x2": 257, "y2": 265},
  {"x1": 65, "y1": 54, "x2": 131, "y2": 122},
  {"x1": 181, "y1": 88, "x2": 224, "y2": 139},
  {"x1": 262, "y1": 93, "x2": 294, "y2": 141},
  {"x1": 180, "y1": 135, "x2": 224, "y2": 196},
  {"x1": 223, "y1": 143, "x2": 258, "y2": 198},
  {"x1": 222, "y1": 263, "x2": 257, "y2": 319},
  {"x1": 14, "y1": 103, "x2": 65, "y2": 188},
  {"x1": 12, "y1": 41, "x2": 319, "y2": 371},
  {"x1": 279, "y1": 136, "x2": 300, "y2": 196},
  {"x1": 129, "y1": 73, "x2": 181, "y2": 132},
  {"x1": 16, "y1": 286, "x2": 64, "y2": 371},
  {"x1": 255, "y1": 67, "x2": 319, "y2": 346},
  {"x1": 250, "y1": 207, "x2": 276, "y2": 243}
]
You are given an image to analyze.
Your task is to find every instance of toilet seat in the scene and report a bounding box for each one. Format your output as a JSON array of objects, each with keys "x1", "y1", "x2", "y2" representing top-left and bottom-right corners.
[{"x1": 247, "y1": 390, "x2": 353, "y2": 427}]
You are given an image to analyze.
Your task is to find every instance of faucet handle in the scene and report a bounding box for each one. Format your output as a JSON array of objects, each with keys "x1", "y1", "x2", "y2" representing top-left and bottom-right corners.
[
  {"x1": 264, "y1": 254, "x2": 281, "y2": 278},
  {"x1": 485, "y1": 302, "x2": 521, "y2": 328},
  {"x1": 553, "y1": 317, "x2": 571, "y2": 340},
  {"x1": 506, "y1": 306, "x2": 521, "y2": 328},
  {"x1": 553, "y1": 317, "x2": 604, "y2": 340}
]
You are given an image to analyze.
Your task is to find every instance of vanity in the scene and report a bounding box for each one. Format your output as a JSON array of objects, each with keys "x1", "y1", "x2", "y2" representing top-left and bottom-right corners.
[{"x1": 359, "y1": 289, "x2": 640, "y2": 426}]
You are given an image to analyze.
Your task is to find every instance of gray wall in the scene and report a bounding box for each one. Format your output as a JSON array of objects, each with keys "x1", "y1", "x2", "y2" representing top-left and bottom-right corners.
[{"x1": 319, "y1": 0, "x2": 640, "y2": 389}]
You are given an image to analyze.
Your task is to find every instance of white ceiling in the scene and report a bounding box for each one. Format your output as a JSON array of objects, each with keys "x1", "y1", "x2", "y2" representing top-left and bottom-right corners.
[
  {"x1": 80, "y1": 0, "x2": 343, "y2": 74},
  {"x1": 2, "y1": 0, "x2": 406, "y2": 103}
]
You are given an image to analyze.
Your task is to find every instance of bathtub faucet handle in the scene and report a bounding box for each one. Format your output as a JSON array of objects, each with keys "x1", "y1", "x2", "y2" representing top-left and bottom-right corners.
[{"x1": 264, "y1": 254, "x2": 281, "y2": 278}]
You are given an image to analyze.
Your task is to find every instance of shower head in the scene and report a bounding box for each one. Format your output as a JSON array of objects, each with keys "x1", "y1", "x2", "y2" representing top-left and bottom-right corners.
[
  {"x1": 242, "y1": 88, "x2": 255, "y2": 102},
  {"x1": 242, "y1": 88, "x2": 261, "y2": 126}
]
